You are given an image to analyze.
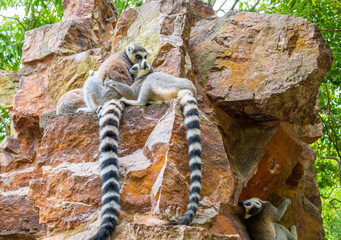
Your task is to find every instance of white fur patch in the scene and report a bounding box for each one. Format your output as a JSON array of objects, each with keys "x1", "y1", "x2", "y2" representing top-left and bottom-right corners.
[
  {"x1": 102, "y1": 201, "x2": 120, "y2": 213},
  {"x1": 186, "y1": 128, "x2": 201, "y2": 139},
  {"x1": 102, "y1": 179, "x2": 120, "y2": 192},
  {"x1": 190, "y1": 181, "x2": 202, "y2": 191},
  {"x1": 190, "y1": 169, "x2": 202, "y2": 178},
  {"x1": 100, "y1": 164, "x2": 119, "y2": 176},
  {"x1": 189, "y1": 156, "x2": 201, "y2": 165},
  {"x1": 100, "y1": 152, "x2": 118, "y2": 162},
  {"x1": 101, "y1": 212, "x2": 119, "y2": 221},
  {"x1": 102, "y1": 191, "x2": 120, "y2": 202},
  {"x1": 189, "y1": 142, "x2": 202, "y2": 153}
]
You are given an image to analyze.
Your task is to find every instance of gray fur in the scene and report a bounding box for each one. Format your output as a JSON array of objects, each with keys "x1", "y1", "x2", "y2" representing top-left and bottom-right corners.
[
  {"x1": 241, "y1": 198, "x2": 297, "y2": 240},
  {"x1": 105, "y1": 60, "x2": 197, "y2": 106},
  {"x1": 78, "y1": 45, "x2": 151, "y2": 113},
  {"x1": 77, "y1": 71, "x2": 121, "y2": 112},
  {"x1": 56, "y1": 88, "x2": 86, "y2": 114},
  {"x1": 104, "y1": 60, "x2": 154, "y2": 100}
]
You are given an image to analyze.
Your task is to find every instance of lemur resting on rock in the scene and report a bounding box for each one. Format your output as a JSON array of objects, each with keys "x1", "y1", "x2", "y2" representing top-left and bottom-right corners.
[
  {"x1": 77, "y1": 44, "x2": 151, "y2": 113},
  {"x1": 104, "y1": 59, "x2": 202, "y2": 227}
]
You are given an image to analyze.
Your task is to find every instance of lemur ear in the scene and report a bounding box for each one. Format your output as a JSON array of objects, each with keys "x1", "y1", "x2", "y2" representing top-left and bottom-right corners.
[
  {"x1": 147, "y1": 50, "x2": 152, "y2": 55},
  {"x1": 127, "y1": 44, "x2": 135, "y2": 53}
]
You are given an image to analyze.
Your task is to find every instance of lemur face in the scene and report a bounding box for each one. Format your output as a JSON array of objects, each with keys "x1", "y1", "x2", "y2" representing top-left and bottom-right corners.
[
  {"x1": 125, "y1": 44, "x2": 152, "y2": 64},
  {"x1": 240, "y1": 198, "x2": 263, "y2": 219},
  {"x1": 129, "y1": 59, "x2": 153, "y2": 79}
]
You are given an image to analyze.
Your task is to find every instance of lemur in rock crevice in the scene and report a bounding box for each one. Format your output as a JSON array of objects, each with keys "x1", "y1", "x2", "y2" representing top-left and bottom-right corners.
[
  {"x1": 88, "y1": 60, "x2": 154, "y2": 240},
  {"x1": 104, "y1": 59, "x2": 202, "y2": 226},
  {"x1": 77, "y1": 44, "x2": 151, "y2": 113},
  {"x1": 240, "y1": 198, "x2": 297, "y2": 240}
]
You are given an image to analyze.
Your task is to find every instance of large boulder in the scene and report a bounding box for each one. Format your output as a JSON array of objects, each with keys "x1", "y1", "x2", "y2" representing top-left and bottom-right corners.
[{"x1": 190, "y1": 11, "x2": 333, "y2": 124}]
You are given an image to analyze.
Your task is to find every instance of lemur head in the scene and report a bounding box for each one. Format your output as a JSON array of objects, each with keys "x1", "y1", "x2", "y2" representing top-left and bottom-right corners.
[
  {"x1": 129, "y1": 59, "x2": 153, "y2": 79},
  {"x1": 240, "y1": 198, "x2": 264, "y2": 219},
  {"x1": 125, "y1": 44, "x2": 152, "y2": 64}
]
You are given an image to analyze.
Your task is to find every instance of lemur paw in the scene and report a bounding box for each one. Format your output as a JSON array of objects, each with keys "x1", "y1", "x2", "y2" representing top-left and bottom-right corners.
[
  {"x1": 285, "y1": 198, "x2": 291, "y2": 205},
  {"x1": 104, "y1": 78, "x2": 114, "y2": 87}
]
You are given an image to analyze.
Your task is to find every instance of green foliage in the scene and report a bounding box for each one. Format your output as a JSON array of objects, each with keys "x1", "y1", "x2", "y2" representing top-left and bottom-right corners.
[
  {"x1": 0, "y1": 0, "x2": 63, "y2": 71},
  {"x1": 114, "y1": 0, "x2": 143, "y2": 16},
  {"x1": 238, "y1": 1, "x2": 341, "y2": 239},
  {"x1": 0, "y1": 106, "x2": 10, "y2": 142}
]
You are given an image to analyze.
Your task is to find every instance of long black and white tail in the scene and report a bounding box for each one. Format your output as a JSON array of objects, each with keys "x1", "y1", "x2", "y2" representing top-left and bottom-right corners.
[
  {"x1": 89, "y1": 100, "x2": 124, "y2": 240},
  {"x1": 170, "y1": 89, "x2": 202, "y2": 225}
]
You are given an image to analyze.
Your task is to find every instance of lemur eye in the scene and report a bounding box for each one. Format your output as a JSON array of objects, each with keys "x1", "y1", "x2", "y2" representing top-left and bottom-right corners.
[
  {"x1": 132, "y1": 67, "x2": 138, "y2": 71},
  {"x1": 245, "y1": 202, "x2": 251, "y2": 206},
  {"x1": 136, "y1": 55, "x2": 142, "y2": 60}
]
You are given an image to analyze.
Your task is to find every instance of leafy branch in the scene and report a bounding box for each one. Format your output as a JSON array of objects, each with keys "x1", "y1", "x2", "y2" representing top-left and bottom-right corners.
[
  {"x1": 0, "y1": 14, "x2": 27, "y2": 31},
  {"x1": 0, "y1": 115, "x2": 9, "y2": 136}
]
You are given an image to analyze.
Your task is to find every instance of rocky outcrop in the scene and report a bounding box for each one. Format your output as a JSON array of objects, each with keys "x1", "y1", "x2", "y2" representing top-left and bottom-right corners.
[
  {"x1": 190, "y1": 11, "x2": 332, "y2": 125},
  {"x1": 0, "y1": 0, "x2": 333, "y2": 239}
]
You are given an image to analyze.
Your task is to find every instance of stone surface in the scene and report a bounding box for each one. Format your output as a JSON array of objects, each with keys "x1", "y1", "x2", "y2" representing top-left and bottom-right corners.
[
  {"x1": 12, "y1": 48, "x2": 107, "y2": 137},
  {"x1": 22, "y1": 20, "x2": 99, "y2": 63},
  {"x1": 62, "y1": 0, "x2": 118, "y2": 42},
  {"x1": 0, "y1": 71, "x2": 20, "y2": 109},
  {"x1": 227, "y1": 121, "x2": 302, "y2": 201},
  {"x1": 189, "y1": 0, "x2": 214, "y2": 26},
  {"x1": 115, "y1": 224, "x2": 241, "y2": 240},
  {"x1": 29, "y1": 113, "x2": 101, "y2": 232},
  {"x1": 47, "y1": 48, "x2": 107, "y2": 102},
  {"x1": 112, "y1": 8, "x2": 139, "y2": 52},
  {"x1": 190, "y1": 11, "x2": 333, "y2": 124},
  {"x1": 0, "y1": 188, "x2": 45, "y2": 240}
]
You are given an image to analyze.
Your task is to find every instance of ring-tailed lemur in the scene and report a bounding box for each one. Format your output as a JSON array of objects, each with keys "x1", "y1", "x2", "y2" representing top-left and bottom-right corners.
[
  {"x1": 89, "y1": 99, "x2": 125, "y2": 240},
  {"x1": 88, "y1": 61, "x2": 154, "y2": 240},
  {"x1": 240, "y1": 198, "x2": 297, "y2": 240},
  {"x1": 105, "y1": 59, "x2": 202, "y2": 226},
  {"x1": 77, "y1": 44, "x2": 151, "y2": 113}
]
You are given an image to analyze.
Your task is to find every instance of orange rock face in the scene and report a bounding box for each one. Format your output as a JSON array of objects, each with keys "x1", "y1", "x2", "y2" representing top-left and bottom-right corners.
[
  {"x1": 0, "y1": 0, "x2": 333, "y2": 239},
  {"x1": 63, "y1": 0, "x2": 118, "y2": 42},
  {"x1": 190, "y1": 11, "x2": 333, "y2": 124}
]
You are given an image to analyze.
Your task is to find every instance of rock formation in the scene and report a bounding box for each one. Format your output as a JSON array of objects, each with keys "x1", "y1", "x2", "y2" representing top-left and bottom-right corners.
[{"x1": 0, "y1": 0, "x2": 333, "y2": 239}]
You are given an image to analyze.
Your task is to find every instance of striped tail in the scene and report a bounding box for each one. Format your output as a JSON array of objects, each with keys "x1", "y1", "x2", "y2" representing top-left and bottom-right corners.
[
  {"x1": 170, "y1": 90, "x2": 202, "y2": 225},
  {"x1": 89, "y1": 100, "x2": 124, "y2": 240}
]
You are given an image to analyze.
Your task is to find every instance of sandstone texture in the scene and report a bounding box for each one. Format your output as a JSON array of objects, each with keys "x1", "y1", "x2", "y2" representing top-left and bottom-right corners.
[
  {"x1": 190, "y1": 11, "x2": 332, "y2": 124},
  {"x1": 0, "y1": 0, "x2": 333, "y2": 240},
  {"x1": 0, "y1": 71, "x2": 20, "y2": 109}
]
